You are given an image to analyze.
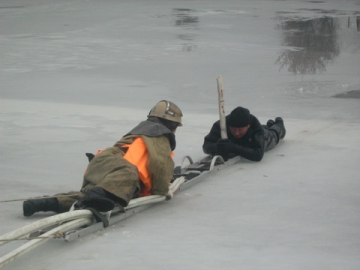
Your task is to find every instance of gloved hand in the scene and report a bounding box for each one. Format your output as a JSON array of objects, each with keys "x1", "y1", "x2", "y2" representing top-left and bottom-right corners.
[{"x1": 216, "y1": 139, "x2": 234, "y2": 161}]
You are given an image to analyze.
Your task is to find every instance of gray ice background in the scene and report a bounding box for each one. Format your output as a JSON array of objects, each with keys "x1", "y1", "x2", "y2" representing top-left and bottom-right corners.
[{"x1": 1, "y1": 0, "x2": 360, "y2": 269}]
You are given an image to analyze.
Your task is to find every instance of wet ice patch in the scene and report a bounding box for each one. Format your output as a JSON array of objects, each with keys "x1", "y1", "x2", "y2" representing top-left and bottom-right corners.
[
  {"x1": 333, "y1": 89, "x2": 360, "y2": 99},
  {"x1": 283, "y1": 80, "x2": 349, "y2": 97}
]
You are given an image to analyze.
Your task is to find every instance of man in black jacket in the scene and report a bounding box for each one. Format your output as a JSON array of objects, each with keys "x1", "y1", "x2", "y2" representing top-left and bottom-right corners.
[{"x1": 202, "y1": 107, "x2": 286, "y2": 162}]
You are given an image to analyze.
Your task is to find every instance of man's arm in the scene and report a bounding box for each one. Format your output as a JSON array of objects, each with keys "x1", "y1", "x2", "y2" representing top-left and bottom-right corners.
[
  {"x1": 231, "y1": 131, "x2": 265, "y2": 161},
  {"x1": 202, "y1": 121, "x2": 221, "y2": 155}
]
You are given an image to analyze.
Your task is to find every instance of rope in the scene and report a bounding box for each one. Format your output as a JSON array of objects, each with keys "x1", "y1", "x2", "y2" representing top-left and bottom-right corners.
[
  {"x1": 0, "y1": 194, "x2": 78, "y2": 203},
  {"x1": 0, "y1": 231, "x2": 64, "y2": 241}
]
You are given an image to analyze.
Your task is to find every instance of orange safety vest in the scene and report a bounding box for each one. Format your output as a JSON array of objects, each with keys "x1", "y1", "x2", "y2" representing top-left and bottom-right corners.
[
  {"x1": 122, "y1": 137, "x2": 174, "y2": 196},
  {"x1": 86, "y1": 137, "x2": 174, "y2": 197},
  {"x1": 122, "y1": 137, "x2": 152, "y2": 196}
]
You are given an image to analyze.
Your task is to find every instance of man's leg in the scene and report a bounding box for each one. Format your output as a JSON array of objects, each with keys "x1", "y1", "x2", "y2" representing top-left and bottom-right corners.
[
  {"x1": 23, "y1": 191, "x2": 83, "y2": 217},
  {"x1": 78, "y1": 146, "x2": 141, "y2": 212},
  {"x1": 272, "y1": 117, "x2": 286, "y2": 139},
  {"x1": 263, "y1": 117, "x2": 286, "y2": 152}
]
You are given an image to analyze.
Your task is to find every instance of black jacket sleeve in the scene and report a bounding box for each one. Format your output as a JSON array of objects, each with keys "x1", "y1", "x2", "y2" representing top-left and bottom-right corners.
[
  {"x1": 202, "y1": 120, "x2": 221, "y2": 155},
  {"x1": 231, "y1": 130, "x2": 265, "y2": 162}
]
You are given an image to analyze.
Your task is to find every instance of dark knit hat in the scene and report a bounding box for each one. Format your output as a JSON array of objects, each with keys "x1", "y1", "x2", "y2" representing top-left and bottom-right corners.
[{"x1": 228, "y1": 107, "x2": 250, "y2": 127}]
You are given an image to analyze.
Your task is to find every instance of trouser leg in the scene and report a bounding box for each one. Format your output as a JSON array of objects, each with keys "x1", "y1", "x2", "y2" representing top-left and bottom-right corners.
[
  {"x1": 95, "y1": 170, "x2": 140, "y2": 207},
  {"x1": 82, "y1": 150, "x2": 140, "y2": 207},
  {"x1": 272, "y1": 117, "x2": 286, "y2": 139},
  {"x1": 55, "y1": 191, "x2": 84, "y2": 213},
  {"x1": 263, "y1": 127, "x2": 279, "y2": 152},
  {"x1": 263, "y1": 117, "x2": 286, "y2": 152},
  {"x1": 23, "y1": 191, "x2": 84, "y2": 216}
]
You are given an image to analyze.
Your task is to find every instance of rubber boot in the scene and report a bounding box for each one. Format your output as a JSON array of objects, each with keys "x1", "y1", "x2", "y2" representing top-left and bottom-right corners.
[
  {"x1": 74, "y1": 187, "x2": 115, "y2": 212},
  {"x1": 23, "y1": 198, "x2": 59, "y2": 217},
  {"x1": 275, "y1": 117, "x2": 286, "y2": 139},
  {"x1": 266, "y1": 119, "x2": 275, "y2": 127}
]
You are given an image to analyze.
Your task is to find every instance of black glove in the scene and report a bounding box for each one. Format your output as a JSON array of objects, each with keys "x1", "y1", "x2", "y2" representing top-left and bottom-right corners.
[{"x1": 216, "y1": 139, "x2": 233, "y2": 161}]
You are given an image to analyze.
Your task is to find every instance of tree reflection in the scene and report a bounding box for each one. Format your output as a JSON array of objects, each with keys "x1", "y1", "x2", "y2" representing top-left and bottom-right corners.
[
  {"x1": 173, "y1": 8, "x2": 199, "y2": 52},
  {"x1": 173, "y1": 8, "x2": 199, "y2": 27},
  {"x1": 276, "y1": 16, "x2": 340, "y2": 74}
]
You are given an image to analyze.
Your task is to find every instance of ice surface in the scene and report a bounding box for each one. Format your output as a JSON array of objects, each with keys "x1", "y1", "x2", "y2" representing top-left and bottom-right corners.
[{"x1": 1, "y1": 0, "x2": 360, "y2": 269}]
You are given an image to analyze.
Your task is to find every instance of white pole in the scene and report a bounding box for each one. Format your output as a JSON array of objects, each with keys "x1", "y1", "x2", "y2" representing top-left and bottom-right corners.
[{"x1": 217, "y1": 76, "x2": 228, "y2": 139}]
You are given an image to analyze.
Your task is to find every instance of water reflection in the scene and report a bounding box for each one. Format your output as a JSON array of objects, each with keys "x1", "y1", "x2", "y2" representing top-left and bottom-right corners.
[
  {"x1": 173, "y1": 8, "x2": 199, "y2": 52},
  {"x1": 276, "y1": 16, "x2": 340, "y2": 74},
  {"x1": 174, "y1": 8, "x2": 199, "y2": 26}
]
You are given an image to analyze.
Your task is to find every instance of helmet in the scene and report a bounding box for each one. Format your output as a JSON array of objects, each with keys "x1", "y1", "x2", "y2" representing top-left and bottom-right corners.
[{"x1": 148, "y1": 100, "x2": 183, "y2": 126}]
